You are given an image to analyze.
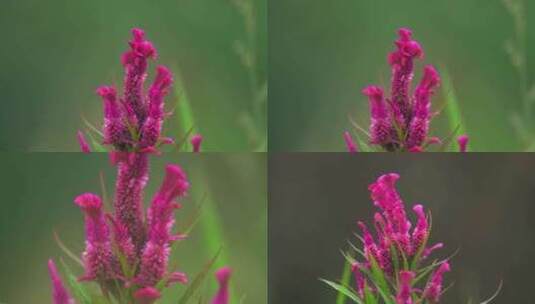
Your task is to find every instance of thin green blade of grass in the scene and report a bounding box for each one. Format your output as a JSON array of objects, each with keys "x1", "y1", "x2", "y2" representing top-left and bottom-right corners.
[
  {"x1": 321, "y1": 279, "x2": 363, "y2": 304},
  {"x1": 173, "y1": 71, "x2": 197, "y2": 152},
  {"x1": 441, "y1": 68, "x2": 467, "y2": 151}
]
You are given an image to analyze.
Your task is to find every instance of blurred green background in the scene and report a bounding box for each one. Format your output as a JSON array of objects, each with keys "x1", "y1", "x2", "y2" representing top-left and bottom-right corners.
[
  {"x1": 270, "y1": 153, "x2": 535, "y2": 303},
  {"x1": 0, "y1": 0, "x2": 266, "y2": 151},
  {"x1": 0, "y1": 153, "x2": 267, "y2": 303},
  {"x1": 269, "y1": 0, "x2": 535, "y2": 151}
]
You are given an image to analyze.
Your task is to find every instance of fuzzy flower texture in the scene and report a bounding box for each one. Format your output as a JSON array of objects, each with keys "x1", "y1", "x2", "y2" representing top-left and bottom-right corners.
[
  {"x1": 50, "y1": 29, "x2": 228, "y2": 304},
  {"x1": 344, "y1": 28, "x2": 469, "y2": 152},
  {"x1": 76, "y1": 28, "x2": 202, "y2": 153},
  {"x1": 346, "y1": 173, "x2": 450, "y2": 303}
]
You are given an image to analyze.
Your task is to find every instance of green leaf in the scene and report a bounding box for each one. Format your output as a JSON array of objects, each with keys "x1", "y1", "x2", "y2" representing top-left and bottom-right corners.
[
  {"x1": 363, "y1": 283, "x2": 377, "y2": 304},
  {"x1": 479, "y1": 280, "x2": 503, "y2": 304},
  {"x1": 177, "y1": 247, "x2": 222, "y2": 304},
  {"x1": 320, "y1": 279, "x2": 364, "y2": 304},
  {"x1": 336, "y1": 257, "x2": 354, "y2": 304},
  {"x1": 367, "y1": 255, "x2": 394, "y2": 304},
  {"x1": 58, "y1": 259, "x2": 92, "y2": 304}
]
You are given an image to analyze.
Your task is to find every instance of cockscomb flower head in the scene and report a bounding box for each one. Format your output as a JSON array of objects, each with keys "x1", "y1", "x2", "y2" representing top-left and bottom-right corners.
[
  {"x1": 344, "y1": 28, "x2": 469, "y2": 152},
  {"x1": 77, "y1": 28, "x2": 203, "y2": 153},
  {"x1": 325, "y1": 173, "x2": 452, "y2": 303}
]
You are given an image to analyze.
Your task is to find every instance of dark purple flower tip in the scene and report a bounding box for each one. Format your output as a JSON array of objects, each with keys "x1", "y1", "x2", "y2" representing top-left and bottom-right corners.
[
  {"x1": 343, "y1": 131, "x2": 358, "y2": 153},
  {"x1": 190, "y1": 134, "x2": 203, "y2": 153},
  {"x1": 457, "y1": 134, "x2": 469, "y2": 152},
  {"x1": 48, "y1": 259, "x2": 75, "y2": 304},
  {"x1": 74, "y1": 193, "x2": 102, "y2": 216},
  {"x1": 77, "y1": 130, "x2": 91, "y2": 153},
  {"x1": 134, "y1": 286, "x2": 161, "y2": 304}
]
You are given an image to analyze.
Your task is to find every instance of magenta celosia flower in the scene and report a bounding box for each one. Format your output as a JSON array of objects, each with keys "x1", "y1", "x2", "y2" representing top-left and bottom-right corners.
[
  {"x1": 347, "y1": 28, "x2": 470, "y2": 152},
  {"x1": 135, "y1": 164, "x2": 189, "y2": 287},
  {"x1": 423, "y1": 262, "x2": 450, "y2": 302},
  {"x1": 338, "y1": 173, "x2": 451, "y2": 303},
  {"x1": 77, "y1": 130, "x2": 91, "y2": 153},
  {"x1": 134, "y1": 286, "x2": 161, "y2": 304},
  {"x1": 74, "y1": 193, "x2": 116, "y2": 282},
  {"x1": 343, "y1": 131, "x2": 358, "y2": 153},
  {"x1": 89, "y1": 28, "x2": 174, "y2": 153},
  {"x1": 191, "y1": 134, "x2": 203, "y2": 153},
  {"x1": 211, "y1": 267, "x2": 232, "y2": 304},
  {"x1": 396, "y1": 271, "x2": 414, "y2": 304},
  {"x1": 48, "y1": 259, "x2": 75, "y2": 304}
]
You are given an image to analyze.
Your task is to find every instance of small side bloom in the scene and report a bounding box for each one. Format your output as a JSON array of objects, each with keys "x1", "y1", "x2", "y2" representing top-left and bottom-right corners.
[
  {"x1": 457, "y1": 135, "x2": 469, "y2": 152},
  {"x1": 140, "y1": 66, "x2": 173, "y2": 149},
  {"x1": 136, "y1": 164, "x2": 189, "y2": 287},
  {"x1": 77, "y1": 131, "x2": 91, "y2": 153},
  {"x1": 211, "y1": 267, "x2": 232, "y2": 304},
  {"x1": 48, "y1": 259, "x2": 75, "y2": 304},
  {"x1": 191, "y1": 134, "x2": 203, "y2": 153},
  {"x1": 343, "y1": 131, "x2": 358, "y2": 153}
]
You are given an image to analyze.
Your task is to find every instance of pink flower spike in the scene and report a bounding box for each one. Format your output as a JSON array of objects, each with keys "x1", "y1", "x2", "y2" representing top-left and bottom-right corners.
[
  {"x1": 211, "y1": 267, "x2": 232, "y2": 304},
  {"x1": 77, "y1": 130, "x2": 91, "y2": 153},
  {"x1": 412, "y1": 204, "x2": 429, "y2": 251},
  {"x1": 47, "y1": 259, "x2": 75, "y2": 304},
  {"x1": 74, "y1": 193, "x2": 115, "y2": 282},
  {"x1": 351, "y1": 262, "x2": 365, "y2": 298},
  {"x1": 134, "y1": 287, "x2": 161, "y2": 304},
  {"x1": 423, "y1": 262, "x2": 451, "y2": 302},
  {"x1": 114, "y1": 153, "x2": 149, "y2": 252},
  {"x1": 363, "y1": 86, "x2": 391, "y2": 146},
  {"x1": 343, "y1": 131, "x2": 358, "y2": 153},
  {"x1": 121, "y1": 28, "x2": 158, "y2": 125},
  {"x1": 396, "y1": 271, "x2": 414, "y2": 304},
  {"x1": 140, "y1": 66, "x2": 174, "y2": 148},
  {"x1": 457, "y1": 134, "x2": 469, "y2": 152},
  {"x1": 191, "y1": 134, "x2": 203, "y2": 153}
]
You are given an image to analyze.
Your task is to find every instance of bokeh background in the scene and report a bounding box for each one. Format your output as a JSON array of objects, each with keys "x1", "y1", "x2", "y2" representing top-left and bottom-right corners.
[
  {"x1": 270, "y1": 154, "x2": 535, "y2": 303},
  {"x1": 0, "y1": 0, "x2": 266, "y2": 151},
  {"x1": 269, "y1": 0, "x2": 535, "y2": 151},
  {"x1": 0, "y1": 153, "x2": 267, "y2": 303}
]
